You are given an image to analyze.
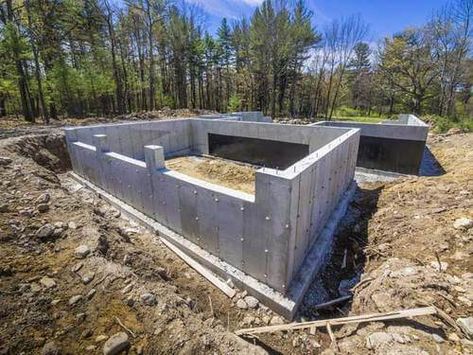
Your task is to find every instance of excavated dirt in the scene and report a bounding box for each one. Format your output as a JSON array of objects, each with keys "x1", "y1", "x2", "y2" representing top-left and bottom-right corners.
[
  {"x1": 1, "y1": 115, "x2": 472, "y2": 354},
  {"x1": 166, "y1": 156, "x2": 256, "y2": 194}
]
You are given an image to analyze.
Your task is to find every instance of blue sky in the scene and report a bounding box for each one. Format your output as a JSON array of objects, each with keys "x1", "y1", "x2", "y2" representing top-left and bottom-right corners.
[{"x1": 184, "y1": 0, "x2": 449, "y2": 40}]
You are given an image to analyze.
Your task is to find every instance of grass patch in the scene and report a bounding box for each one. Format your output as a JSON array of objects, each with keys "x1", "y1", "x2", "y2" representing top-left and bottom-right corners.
[{"x1": 333, "y1": 115, "x2": 385, "y2": 123}]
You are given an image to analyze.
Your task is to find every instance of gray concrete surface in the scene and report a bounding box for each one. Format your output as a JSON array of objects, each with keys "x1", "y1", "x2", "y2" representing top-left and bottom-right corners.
[{"x1": 65, "y1": 117, "x2": 359, "y2": 312}]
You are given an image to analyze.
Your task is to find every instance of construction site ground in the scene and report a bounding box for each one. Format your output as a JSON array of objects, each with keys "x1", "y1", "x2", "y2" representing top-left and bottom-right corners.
[{"x1": 0, "y1": 112, "x2": 472, "y2": 354}]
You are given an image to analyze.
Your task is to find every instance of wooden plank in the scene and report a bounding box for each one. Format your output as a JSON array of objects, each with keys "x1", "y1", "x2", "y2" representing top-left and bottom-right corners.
[
  {"x1": 160, "y1": 237, "x2": 237, "y2": 298},
  {"x1": 235, "y1": 306, "x2": 437, "y2": 335}
]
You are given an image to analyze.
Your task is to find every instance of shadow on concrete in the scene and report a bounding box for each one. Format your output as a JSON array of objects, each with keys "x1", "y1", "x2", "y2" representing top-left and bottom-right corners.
[
  {"x1": 298, "y1": 185, "x2": 383, "y2": 320},
  {"x1": 419, "y1": 146, "x2": 445, "y2": 177}
]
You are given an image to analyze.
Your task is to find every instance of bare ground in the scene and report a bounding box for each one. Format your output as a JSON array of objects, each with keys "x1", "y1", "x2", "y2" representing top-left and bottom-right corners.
[
  {"x1": 0, "y1": 115, "x2": 472, "y2": 354},
  {"x1": 166, "y1": 156, "x2": 256, "y2": 194}
]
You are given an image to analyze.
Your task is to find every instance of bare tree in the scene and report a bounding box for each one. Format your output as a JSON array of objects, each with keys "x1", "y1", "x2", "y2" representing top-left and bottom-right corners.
[{"x1": 323, "y1": 15, "x2": 369, "y2": 119}]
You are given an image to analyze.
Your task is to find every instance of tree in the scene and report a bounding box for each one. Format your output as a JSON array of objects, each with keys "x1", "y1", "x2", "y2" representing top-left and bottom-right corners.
[{"x1": 379, "y1": 28, "x2": 439, "y2": 114}]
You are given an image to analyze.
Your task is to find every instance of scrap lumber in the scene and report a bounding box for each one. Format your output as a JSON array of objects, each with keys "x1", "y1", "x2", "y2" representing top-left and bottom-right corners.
[
  {"x1": 160, "y1": 237, "x2": 236, "y2": 298},
  {"x1": 235, "y1": 306, "x2": 437, "y2": 336}
]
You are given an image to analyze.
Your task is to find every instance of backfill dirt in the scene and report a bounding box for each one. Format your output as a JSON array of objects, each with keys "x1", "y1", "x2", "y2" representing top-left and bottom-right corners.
[{"x1": 0, "y1": 114, "x2": 472, "y2": 354}]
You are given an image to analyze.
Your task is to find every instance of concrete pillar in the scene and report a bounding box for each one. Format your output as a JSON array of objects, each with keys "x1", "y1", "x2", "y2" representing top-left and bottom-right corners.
[{"x1": 144, "y1": 145, "x2": 165, "y2": 171}]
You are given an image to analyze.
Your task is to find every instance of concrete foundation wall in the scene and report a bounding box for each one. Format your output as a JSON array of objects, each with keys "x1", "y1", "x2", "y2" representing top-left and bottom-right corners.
[
  {"x1": 65, "y1": 119, "x2": 359, "y2": 294},
  {"x1": 70, "y1": 119, "x2": 193, "y2": 160},
  {"x1": 311, "y1": 114, "x2": 428, "y2": 174}
]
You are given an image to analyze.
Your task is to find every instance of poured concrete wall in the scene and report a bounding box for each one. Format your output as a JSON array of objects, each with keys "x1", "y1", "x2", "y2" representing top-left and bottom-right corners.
[
  {"x1": 312, "y1": 114, "x2": 428, "y2": 174},
  {"x1": 65, "y1": 119, "x2": 359, "y2": 294},
  {"x1": 71, "y1": 119, "x2": 193, "y2": 161}
]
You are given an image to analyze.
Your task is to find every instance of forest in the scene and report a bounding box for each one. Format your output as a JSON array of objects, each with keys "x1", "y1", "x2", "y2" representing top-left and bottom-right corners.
[{"x1": 0, "y1": 0, "x2": 472, "y2": 129}]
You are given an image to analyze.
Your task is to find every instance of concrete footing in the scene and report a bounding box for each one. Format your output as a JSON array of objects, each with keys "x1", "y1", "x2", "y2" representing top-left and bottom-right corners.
[{"x1": 70, "y1": 172, "x2": 356, "y2": 319}]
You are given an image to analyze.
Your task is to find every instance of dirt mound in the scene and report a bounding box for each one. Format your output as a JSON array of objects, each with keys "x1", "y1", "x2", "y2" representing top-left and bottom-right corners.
[
  {"x1": 4, "y1": 133, "x2": 71, "y2": 173},
  {"x1": 166, "y1": 156, "x2": 256, "y2": 194}
]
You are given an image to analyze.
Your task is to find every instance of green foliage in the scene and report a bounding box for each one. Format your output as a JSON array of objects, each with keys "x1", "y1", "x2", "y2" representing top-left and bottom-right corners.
[
  {"x1": 423, "y1": 114, "x2": 473, "y2": 133},
  {"x1": 227, "y1": 94, "x2": 241, "y2": 111}
]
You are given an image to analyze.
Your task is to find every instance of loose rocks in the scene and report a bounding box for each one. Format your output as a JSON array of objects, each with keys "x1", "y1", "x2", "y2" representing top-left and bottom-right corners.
[
  {"x1": 453, "y1": 217, "x2": 473, "y2": 230},
  {"x1": 244, "y1": 296, "x2": 259, "y2": 309},
  {"x1": 140, "y1": 293, "x2": 156, "y2": 306},
  {"x1": 35, "y1": 193, "x2": 51, "y2": 204},
  {"x1": 81, "y1": 272, "x2": 95, "y2": 284},
  {"x1": 36, "y1": 224, "x2": 55, "y2": 239},
  {"x1": 0, "y1": 157, "x2": 13, "y2": 166},
  {"x1": 68, "y1": 295, "x2": 83, "y2": 306},
  {"x1": 236, "y1": 299, "x2": 248, "y2": 309},
  {"x1": 40, "y1": 276, "x2": 57, "y2": 289},
  {"x1": 41, "y1": 341, "x2": 60, "y2": 355},
  {"x1": 103, "y1": 332, "x2": 130, "y2": 355},
  {"x1": 37, "y1": 203, "x2": 50, "y2": 213},
  {"x1": 74, "y1": 245, "x2": 91, "y2": 259},
  {"x1": 457, "y1": 317, "x2": 473, "y2": 337}
]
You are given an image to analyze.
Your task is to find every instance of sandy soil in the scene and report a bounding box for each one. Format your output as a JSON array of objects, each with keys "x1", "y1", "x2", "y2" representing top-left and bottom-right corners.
[
  {"x1": 166, "y1": 156, "x2": 256, "y2": 194},
  {"x1": 0, "y1": 114, "x2": 472, "y2": 354}
]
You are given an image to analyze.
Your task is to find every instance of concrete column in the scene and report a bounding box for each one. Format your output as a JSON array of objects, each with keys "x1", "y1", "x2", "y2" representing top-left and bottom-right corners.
[{"x1": 144, "y1": 145, "x2": 165, "y2": 171}]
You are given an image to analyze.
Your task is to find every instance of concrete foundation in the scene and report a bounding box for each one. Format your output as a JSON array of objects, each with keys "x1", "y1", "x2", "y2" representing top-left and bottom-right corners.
[
  {"x1": 311, "y1": 114, "x2": 429, "y2": 175},
  {"x1": 65, "y1": 118, "x2": 360, "y2": 318}
]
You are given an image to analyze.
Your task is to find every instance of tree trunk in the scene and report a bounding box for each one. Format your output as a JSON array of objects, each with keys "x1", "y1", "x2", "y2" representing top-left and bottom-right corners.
[{"x1": 25, "y1": 0, "x2": 48, "y2": 123}]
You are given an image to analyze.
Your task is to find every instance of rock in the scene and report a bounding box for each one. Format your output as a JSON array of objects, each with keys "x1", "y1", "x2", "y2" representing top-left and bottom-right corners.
[
  {"x1": 432, "y1": 334, "x2": 445, "y2": 343},
  {"x1": 52, "y1": 228, "x2": 63, "y2": 238},
  {"x1": 103, "y1": 332, "x2": 130, "y2": 355},
  {"x1": 448, "y1": 333, "x2": 460, "y2": 342},
  {"x1": 71, "y1": 263, "x2": 83, "y2": 273},
  {"x1": 430, "y1": 261, "x2": 449, "y2": 272},
  {"x1": 40, "y1": 276, "x2": 57, "y2": 289},
  {"x1": 54, "y1": 222, "x2": 65, "y2": 229},
  {"x1": 85, "y1": 345, "x2": 96, "y2": 351},
  {"x1": 68, "y1": 295, "x2": 83, "y2": 306},
  {"x1": 269, "y1": 316, "x2": 284, "y2": 326},
  {"x1": 76, "y1": 313, "x2": 87, "y2": 322},
  {"x1": 68, "y1": 221, "x2": 77, "y2": 230},
  {"x1": 95, "y1": 335, "x2": 109, "y2": 343},
  {"x1": 366, "y1": 332, "x2": 394, "y2": 349},
  {"x1": 456, "y1": 317, "x2": 473, "y2": 337},
  {"x1": 0, "y1": 203, "x2": 9, "y2": 212},
  {"x1": 51, "y1": 299, "x2": 61, "y2": 306},
  {"x1": 371, "y1": 292, "x2": 391, "y2": 311},
  {"x1": 86, "y1": 288, "x2": 96, "y2": 300},
  {"x1": 140, "y1": 292, "x2": 156, "y2": 306},
  {"x1": 244, "y1": 296, "x2": 259, "y2": 309},
  {"x1": 447, "y1": 127, "x2": 462, "y2": 135},
  {"x1": 37, "y1": 204, "x2": 50, "y2": 213},
  {"x1": 74, "y1": 245, "x2": 91, "y2": 259},
  {"x1": 236, "y1": 299, "x2": 248, "y2": 309},
  {"x1": 122, "y1": 284, "x2": 133, "y2": 294},
  {"x1": 125, "y1": 296, "x2": 134, "y2": 307},
  {"x1": 453, "y1": 217, "x2": 473, "y2": 230},
  {"x1": 81, "y1": 329, "x2": 93, "y2": 338},
  {"x1": 36, "y1": 224, "x2": 55, "y2": 239},
  {"x1": 35, "y1": 193, "x2": 50, "y2": 204},
  {"x1": 81, "y1": 272, "x2": 95, "y2": 284},
  {"x1": 30, "y1": 283, "x2": 42, "y2": 293},
  {"x1": 41, "y1": 341, "x2": 60, "y2": 355},
  {"x1": 0, "y1": 156, "x2": 12, "y2": 166}
]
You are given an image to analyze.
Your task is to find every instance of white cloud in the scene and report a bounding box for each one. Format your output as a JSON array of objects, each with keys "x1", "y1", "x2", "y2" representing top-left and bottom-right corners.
[{"x1": 240, "y1": 0, "x2": 264, "y2": 5}]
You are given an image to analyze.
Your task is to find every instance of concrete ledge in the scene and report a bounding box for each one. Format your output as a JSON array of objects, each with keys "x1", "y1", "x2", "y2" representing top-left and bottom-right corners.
[{"x1": 69, "y1": 172, "x2": 356, "y2": 320}]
